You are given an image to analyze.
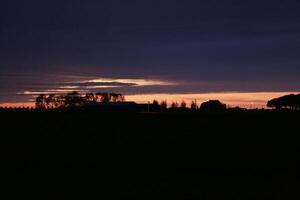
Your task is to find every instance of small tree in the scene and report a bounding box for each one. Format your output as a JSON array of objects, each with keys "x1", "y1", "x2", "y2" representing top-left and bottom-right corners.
[
  {"x1": 98, "y1": 93, "x2": 110, "y2": 103},
  {"x1": 46, "y1": 94, "x2": 57, "y2": 109},
  {"x1": 153, "y1": 100, "x2": 159, "y2": 106},
  {"x1": 65, "y1": 91, "x2": 82, "y2": 107},
  {"x1": 160, "y1": 100, "x2": 167, "y2": 110},
  {"x1": 110, "y1": 93, "x2": 118, "y2": 102},
  {"x1": 35, "y1": 94, "x2": 47, "y2": 109},
  {"x1": 191, "y1": 100, "x2": 198, "y2": 110},
  {"x1": 180, "y1": 101, "x2": 187, "y2": 109},
  {"x1": 171, "y1": 102, "x2": 178, "y2": 109},
  {"x1": 84, "y1": 93, "x2": 97, "y2": 103},
  {"x1": 55, "y1": 95, "x2": 65, "y2": 108},
  {"x1": 110, "y1": 93, "x2": 125, "y2": 102}
]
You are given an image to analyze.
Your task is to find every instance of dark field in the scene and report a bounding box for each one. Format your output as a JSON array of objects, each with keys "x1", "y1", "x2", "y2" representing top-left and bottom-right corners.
[{"x1": 1, "y1": 110, "x2": 300, "y2": 199}]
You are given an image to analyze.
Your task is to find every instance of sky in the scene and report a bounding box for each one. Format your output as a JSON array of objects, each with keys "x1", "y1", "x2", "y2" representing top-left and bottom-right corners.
[{"x1": 1, "y1": 0, "x2": 300, "y2": 107}]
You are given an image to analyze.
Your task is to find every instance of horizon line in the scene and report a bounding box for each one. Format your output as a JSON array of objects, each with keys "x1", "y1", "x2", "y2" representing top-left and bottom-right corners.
[{"x1": 1, "y1": 91, "x2": 299, "y2": 109}]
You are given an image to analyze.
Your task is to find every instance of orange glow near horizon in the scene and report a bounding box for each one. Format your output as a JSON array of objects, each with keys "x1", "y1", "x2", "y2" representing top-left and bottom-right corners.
[
  {"x1": 0, "y1": 102, "x2": 36, "y2": 108},
  {"x1": 124, "y1": 92, "x2": 299, "y2": 108},
  {"x1": 0, "y1": 92, "x2": 298, "y2": 109}
]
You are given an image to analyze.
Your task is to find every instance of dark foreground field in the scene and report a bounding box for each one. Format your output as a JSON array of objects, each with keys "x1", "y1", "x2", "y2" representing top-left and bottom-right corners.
[{"x1": 1, "y1": 110, "x2": 300, "y2": 199}]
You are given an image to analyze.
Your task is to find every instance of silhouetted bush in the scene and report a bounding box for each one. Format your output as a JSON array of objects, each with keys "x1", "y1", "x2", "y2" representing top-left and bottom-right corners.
[{"x1": 199, "y1": 100, "x2": 226, "y2": 113}]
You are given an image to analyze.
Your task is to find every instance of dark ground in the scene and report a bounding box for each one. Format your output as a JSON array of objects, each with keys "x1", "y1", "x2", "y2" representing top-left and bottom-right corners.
[{"x1": 1, "y1": 110, "x2": 300, "y2": 199}]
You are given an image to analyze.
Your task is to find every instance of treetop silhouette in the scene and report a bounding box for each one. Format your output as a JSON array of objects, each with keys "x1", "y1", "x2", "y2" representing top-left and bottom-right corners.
[
  {"x1": 267, "y1": 94, "x2": 300, "y2": 110},
  {"x1": 35, "y1": 92, "x2": 125, "y2": 109}
]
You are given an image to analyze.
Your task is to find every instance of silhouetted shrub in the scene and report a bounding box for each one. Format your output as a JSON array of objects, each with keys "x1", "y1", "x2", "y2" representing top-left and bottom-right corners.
[{"x1": 199, "y1": 100, "x2": 226, "y2": 113}]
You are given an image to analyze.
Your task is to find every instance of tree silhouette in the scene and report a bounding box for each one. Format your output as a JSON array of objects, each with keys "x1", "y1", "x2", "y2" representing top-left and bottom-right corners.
[
  {"x1": 36, "y1": 94, "x2": 47, "y2": 109},
  {"x1": 110, "y1": 93, "x2": 125, "y2": 102},
  {"x1": 55, "y1": 95, "x2": 65, "y2": 108},
  {"x1": 65, "y1": 91, "x2": 82, "y2": 107},
  {"x1": 180, "y1": 101, "x2": 187, "y2": 109},
  {"x1": 84, "y1": 93, "x2": 97, "y2": 103},
  {"x1": 153, "y1": 100, "x2": 159, "y2": 106},
  {"x1": 97, "y1": 92, "x2": 110, "y2": 103},
  {"x1": 119, "y1": 94, "x2": 125, "y2": 102},
  {"x1": 46, "y1": 94, "x2": 57, "y2": 109},
  {"x1": 267, "y1": 94, "x2": 300, "y2": 110},
  {"x1": 110, "y1": 93, "x2": 118, "y2": 102},
  {"x1": 190, "y1": 100, "x2": 198, "y2": 110},
  {"x1": 34, "y1": 91, "x2": 126, "y2": 109},
  {"x1": 200, "y1": 100, "x2": 226, "y2": 112},
  {"x1": 160, "y1": 100, "x2": 167, "y2": 110},
  {"x1": 171, "y1": 102, "x2": 178, "y2": 109}
]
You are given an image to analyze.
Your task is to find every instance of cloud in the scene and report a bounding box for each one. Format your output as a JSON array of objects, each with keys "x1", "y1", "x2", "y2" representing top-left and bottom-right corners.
[
  {"x1": 16, "y1": 77, "x2": 176, "y2": 97},
  {"x1": 73, "y1": 78, "x2": 175, "y2": 87}
]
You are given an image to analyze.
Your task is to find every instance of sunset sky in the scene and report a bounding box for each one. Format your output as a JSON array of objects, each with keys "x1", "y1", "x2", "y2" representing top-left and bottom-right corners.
[{"x1": 1, "y1": 1, "x2": 300, "y2": 107}]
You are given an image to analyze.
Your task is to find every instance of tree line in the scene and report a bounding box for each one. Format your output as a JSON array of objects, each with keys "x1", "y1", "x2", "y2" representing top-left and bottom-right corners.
[
  {"x1": 1, "y1": 92, "x2": 298, "y2": 112},
  {"x1": 34, "y1": 91, "x2": 228, "y2": 112},
  {"x1": 152, "y1": 99, "x2": 227, "y2": 112},
  {"x1": 35, "y1": 92, "x2": 125, "y2": 109}
]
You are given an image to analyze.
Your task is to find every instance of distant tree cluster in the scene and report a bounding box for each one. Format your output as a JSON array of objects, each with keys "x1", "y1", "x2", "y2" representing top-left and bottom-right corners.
[
  {"x1": 267, "y1": 94, "x2": 300, "y2": 110},
  {"x1": 157, "y1": 99, "x2": 226, "y2": 112},
  {"x1": 36, "y1": 92, "x2": 125, "y2": 109}
]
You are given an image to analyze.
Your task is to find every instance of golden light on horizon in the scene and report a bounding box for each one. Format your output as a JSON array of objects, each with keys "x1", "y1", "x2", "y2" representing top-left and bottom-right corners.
[
  {"x1": 125, "y1": 92, "x2": 298, "y2": 108},
  {"x1": 1, "y1": 91, "x2": 298, "y2": 108}
]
